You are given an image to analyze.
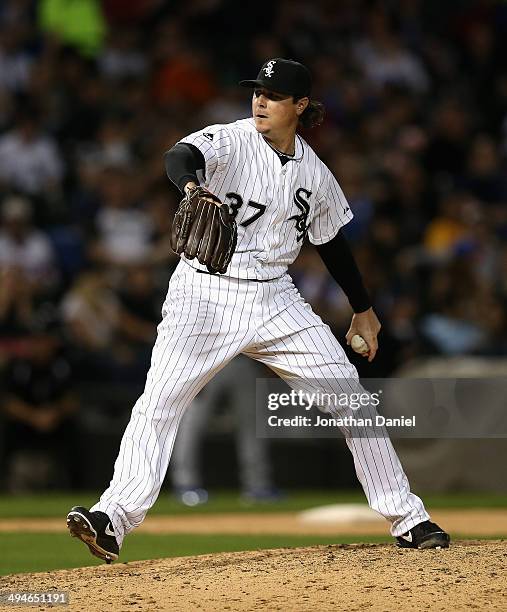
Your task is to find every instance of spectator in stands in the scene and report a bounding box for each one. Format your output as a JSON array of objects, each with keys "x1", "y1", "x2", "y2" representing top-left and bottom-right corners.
[
  {"x1": 0, "y1": 195, "x2": 58, "y2": 293},
  {"x1": 88, "y1": 166, "x2": 154, "y2": 267},
  {"x1": 0, "y1": 107, "x2": 63, "y2": 201},
  {"x1": 61, "y1": 270, "x2": 120, "y2": 358},
  {"x1": 1, "y1": 317, "x2": 78, "y2": 491},
  {"x1": 423, "y1": 193, "x2": 471, "y2": 261},
  {"x1": 142, "y1": 184, "x2": 179, "y2": 270},
  {"x1": 98, "y1": 28, "x2": 148, "y2": 81},
  {"x1": 77, "y1": 114, "x2": 134, "y2": 170},
  {"x1": 116, "y1": 264, "x2": 161, "y2": 337},
  {"x1": 464, "y1": 133, "x2": 507, "y2": 204},
  {"x1": 423, "y1": 98, "x2": 472, "y2": 182},
  {"x1": 353, "y1": 9, "x2": 430, "y2": 93},
  {"x1": 114, "y1": 263, "x2": 161, "y2": 377},
  {"x1": 61, "y1": 267, "x2": 159, "y2": 383},
  {"x1": 0, "y1": 265, "x2": 34, "y2": 370},
  {"x1": 151, "y1": 28, "x2": 217, "y2": 108},
  {"x1": 0, "y1": 24, "x2": 34, "y2": 94}
]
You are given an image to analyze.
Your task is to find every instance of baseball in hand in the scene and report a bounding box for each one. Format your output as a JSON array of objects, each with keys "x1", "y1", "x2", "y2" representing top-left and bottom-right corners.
[{"x1": 351, "y1": 334, "x2": 369, "y2": 355}]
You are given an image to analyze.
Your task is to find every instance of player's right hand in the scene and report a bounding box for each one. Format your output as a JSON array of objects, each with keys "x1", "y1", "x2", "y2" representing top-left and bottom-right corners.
[{"x1": 345, "y1": 308, "x2": 381, "y2": 362}]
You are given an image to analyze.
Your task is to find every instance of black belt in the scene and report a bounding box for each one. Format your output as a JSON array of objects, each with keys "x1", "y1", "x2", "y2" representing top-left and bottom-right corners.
[{"x1": 195, "y1": 269, "x2": 282, "y2": 283}]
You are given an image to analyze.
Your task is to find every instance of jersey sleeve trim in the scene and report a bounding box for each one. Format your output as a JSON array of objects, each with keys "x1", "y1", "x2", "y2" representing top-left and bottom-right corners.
[{"x1": 308, "y1": 207, "x2": 354, "y2": 245}]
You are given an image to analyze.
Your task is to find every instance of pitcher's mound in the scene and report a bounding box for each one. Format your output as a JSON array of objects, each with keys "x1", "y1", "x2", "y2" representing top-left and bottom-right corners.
[{"x1": 2, "y1": 541, "x2": 505, "y2": 611}]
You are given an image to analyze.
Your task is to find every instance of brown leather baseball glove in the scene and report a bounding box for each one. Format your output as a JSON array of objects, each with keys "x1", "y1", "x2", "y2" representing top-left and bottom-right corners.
[{"x1": 170, "y1": 186, "x2": 237, "y2": 274}]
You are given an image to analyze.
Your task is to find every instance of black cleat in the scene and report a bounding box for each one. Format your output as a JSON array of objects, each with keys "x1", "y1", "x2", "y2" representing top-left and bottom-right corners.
[
  {"x1": 66, "y1": 506, "x2": 119, "y2": 563},
  {"x1": 396, "y1": 520, "x2": 450, "y2": 549}
]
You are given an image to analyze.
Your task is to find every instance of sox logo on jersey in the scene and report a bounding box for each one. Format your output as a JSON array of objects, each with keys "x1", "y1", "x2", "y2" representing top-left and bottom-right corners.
[
  {"x1": 288, "y1": 187, "x2": 312, "y2": 242},
  {"x1": 90, "y1": 116, "x2": 430, "y2": 548}
]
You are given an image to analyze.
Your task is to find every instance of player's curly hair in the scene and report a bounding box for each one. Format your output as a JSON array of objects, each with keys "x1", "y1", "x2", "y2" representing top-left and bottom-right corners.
[{"x1": 296, "y1": 99, "x2": 325, "y2": 129}]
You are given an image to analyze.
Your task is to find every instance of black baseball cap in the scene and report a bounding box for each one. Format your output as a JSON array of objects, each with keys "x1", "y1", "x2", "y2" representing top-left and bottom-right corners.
[{"x1": 240, "y1": 58, "x2": 312, "y2": 98}]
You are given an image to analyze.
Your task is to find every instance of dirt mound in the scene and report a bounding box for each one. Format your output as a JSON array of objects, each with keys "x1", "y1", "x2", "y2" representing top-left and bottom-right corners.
[{"x1": 2, "y1": 541, "x2": 506, "y2": 611}]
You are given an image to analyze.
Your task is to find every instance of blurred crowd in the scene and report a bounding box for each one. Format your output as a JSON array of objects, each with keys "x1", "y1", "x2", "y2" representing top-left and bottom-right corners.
[{"x1": 0, "y1": 0, "x2": 506, "y2": 489}]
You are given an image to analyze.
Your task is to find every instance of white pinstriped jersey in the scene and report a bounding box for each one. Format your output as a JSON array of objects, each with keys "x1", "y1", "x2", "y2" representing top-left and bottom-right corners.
[
  {"x1": 179, "y1": 118, "x2": 354, "y2": 280},
  {"x1": 92, "y1": 124, "x2": 430, "y2": 547}
]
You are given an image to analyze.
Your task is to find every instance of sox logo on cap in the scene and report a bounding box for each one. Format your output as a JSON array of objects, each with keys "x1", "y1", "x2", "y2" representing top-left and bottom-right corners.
[{"x1": 264, "y1": 60, "x2": 276, "y2": 77}]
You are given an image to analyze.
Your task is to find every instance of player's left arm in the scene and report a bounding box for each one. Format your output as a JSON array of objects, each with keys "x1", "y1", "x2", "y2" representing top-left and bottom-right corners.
[{"x1": 315, "y1": 231, "x2": 380, "y2": 362}]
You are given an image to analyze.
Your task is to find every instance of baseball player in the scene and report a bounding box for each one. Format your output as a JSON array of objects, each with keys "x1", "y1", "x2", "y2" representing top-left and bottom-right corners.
[{"x1": 67, "y1": 59, "x2": 449, "y2": 562}]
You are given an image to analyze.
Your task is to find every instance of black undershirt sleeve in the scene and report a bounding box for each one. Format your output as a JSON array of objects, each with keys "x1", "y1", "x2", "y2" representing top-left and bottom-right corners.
[
  {"x1": 164, "y1": 143, "x2": 206, "y2": 193},
  {"x1": 315, "y1": 230, "x2": 372, "y2": 313}
]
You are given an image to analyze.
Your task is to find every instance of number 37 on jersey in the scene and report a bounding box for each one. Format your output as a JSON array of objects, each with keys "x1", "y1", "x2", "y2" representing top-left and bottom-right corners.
[{"x1": 225, "y1": 187, "x2": 312, "y2": 243}]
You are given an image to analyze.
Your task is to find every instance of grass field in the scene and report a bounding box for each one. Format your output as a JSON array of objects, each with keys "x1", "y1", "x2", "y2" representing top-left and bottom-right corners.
[
  {"x1": 2, "y1": 489, "x2": 507, "y2": 518},
  {"x1": 1, "y1": 490, "x2": 506, "y2": 577},
  {"x1": 0, "y1": 532, "x2": 393, "y2": 576}
]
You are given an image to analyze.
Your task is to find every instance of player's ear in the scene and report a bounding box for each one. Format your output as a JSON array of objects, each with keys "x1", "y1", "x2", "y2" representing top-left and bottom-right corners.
[{"x1": 295, "y1": 97, "x2": 309, "y2": 116}]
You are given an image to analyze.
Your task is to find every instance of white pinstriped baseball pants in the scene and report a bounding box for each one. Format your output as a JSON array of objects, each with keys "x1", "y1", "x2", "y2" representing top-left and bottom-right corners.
[{"x1": 92, "y1": 261, "x2": 429, "y2": 546}]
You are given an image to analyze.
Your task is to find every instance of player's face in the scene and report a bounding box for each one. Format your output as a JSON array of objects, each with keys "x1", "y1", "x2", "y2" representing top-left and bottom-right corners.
[{"x1": 252, "y1": 88, "x2": 303, "y2": 136}]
